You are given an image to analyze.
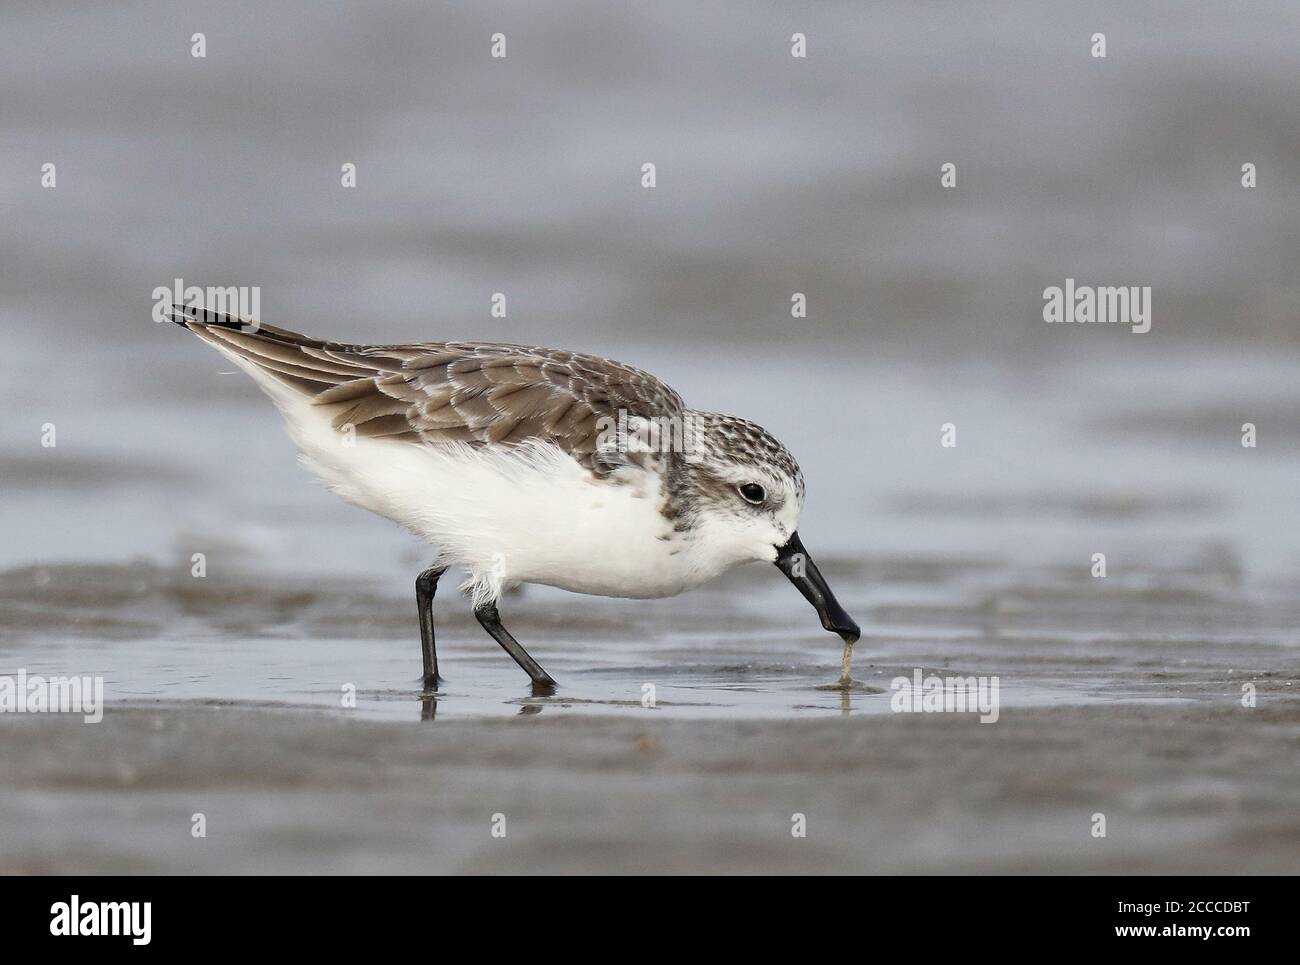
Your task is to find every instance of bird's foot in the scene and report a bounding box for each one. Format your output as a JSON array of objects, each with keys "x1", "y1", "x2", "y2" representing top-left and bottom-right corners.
[{"x1": 419, "y1": 672, "x2": 443, "y2": 694}]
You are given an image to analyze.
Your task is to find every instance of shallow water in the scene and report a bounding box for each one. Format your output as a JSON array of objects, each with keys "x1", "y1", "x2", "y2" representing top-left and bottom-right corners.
[
  {"x1": 2, "y1": 536, "x2": 1295, "y2": 725},
  {"x1": 5, "y1": 621, "x2": 1149, "y2": 723}
]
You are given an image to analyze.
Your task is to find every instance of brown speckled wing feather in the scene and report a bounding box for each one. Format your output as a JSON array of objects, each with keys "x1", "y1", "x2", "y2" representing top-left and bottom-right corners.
[{"x1": 177, "y1": 308, "x2": 685, "y2": 474}]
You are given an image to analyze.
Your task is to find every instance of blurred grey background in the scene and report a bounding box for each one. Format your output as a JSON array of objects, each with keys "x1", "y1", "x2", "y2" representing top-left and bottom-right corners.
[
  {"x1": 5, "y1": 0, "x2": 1299, "y2": 346},
  {"x1": 3, "y1": 2, "x2": 1300, "y2": 877},
  {"x1": 2, "y1": 0, "x2": 1298, "y2": 579}
]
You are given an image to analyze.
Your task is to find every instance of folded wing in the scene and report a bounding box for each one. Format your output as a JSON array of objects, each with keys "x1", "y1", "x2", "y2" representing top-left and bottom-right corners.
[{"x1": 174, "y1": 307, "x2": 685, "y2": 474}]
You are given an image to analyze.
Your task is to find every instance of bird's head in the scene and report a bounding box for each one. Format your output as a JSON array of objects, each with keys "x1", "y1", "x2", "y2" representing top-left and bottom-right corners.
[{"x1": 670, "y1": 412, "x2": 859, "y2": 646}]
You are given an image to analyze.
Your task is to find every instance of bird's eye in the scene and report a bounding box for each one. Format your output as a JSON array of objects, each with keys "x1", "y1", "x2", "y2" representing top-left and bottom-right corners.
[{"x1": 738, "y1": 483, "x2": 766, "y2": 504}]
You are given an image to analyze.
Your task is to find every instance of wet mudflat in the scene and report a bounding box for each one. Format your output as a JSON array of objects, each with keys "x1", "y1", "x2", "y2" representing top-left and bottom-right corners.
[
  {"x1": 2, "y1": 346, "x2": 1297, "y2": 873},
  {"x1": 1, "y1": 555, "x2": 1296, "y2": 874},
  {"x1": 1, "y1": 701, "x2": 1297, "y2": 875}
]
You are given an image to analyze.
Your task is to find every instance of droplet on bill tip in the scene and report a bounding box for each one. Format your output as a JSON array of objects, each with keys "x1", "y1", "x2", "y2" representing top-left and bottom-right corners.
[{"x1": 828, "y1": 639, "x2": 854, "y2": 689}]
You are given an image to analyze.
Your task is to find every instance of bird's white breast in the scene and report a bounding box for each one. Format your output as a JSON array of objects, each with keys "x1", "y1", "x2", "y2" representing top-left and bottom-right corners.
[{"x1": 231, "y1": 353, "x2": 713, "y2": 604}]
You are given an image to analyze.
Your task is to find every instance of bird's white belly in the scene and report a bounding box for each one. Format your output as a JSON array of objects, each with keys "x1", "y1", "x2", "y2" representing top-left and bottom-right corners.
[{"x1": 255, "y1": 378, "x2": 701, "y2": 603}]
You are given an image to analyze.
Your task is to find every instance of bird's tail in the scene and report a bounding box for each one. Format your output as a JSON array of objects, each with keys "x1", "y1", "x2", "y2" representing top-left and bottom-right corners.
[
  {"x1": 167, "y1": 303, "x2": 328, "y2": 349},
  {"x1": 167, "y1": 303, "x2": 389, "y2": 398}
]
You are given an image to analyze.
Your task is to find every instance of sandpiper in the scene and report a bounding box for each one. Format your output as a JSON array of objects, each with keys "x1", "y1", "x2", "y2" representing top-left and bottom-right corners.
[{"x1": 168, "y1": 306, "x2": 859, "y2": 691}]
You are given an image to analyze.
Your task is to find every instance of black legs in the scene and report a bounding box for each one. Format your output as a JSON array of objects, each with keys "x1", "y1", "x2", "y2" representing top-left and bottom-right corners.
[
  {"x1": 415, "y1": 569, "x2": 556, "y2": 691},
  {"x1": 416, "y1": 566, "x2": 446, "y2": 692},
  {"x1": 474, "y1": 603, "x2": 557, "y2": 689}
]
